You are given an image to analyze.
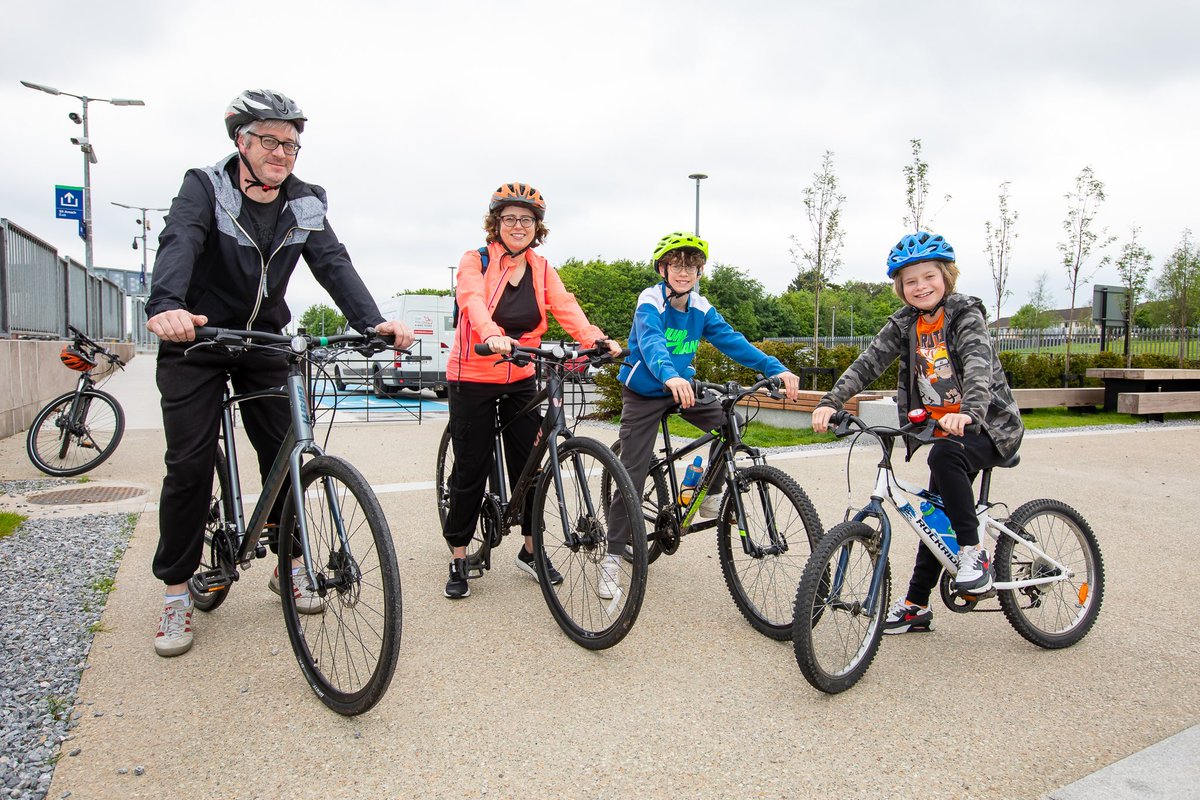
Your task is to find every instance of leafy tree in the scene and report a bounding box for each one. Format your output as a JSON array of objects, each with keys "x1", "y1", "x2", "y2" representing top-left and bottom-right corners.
[
  {"x1": 700, "y1": 263, "x2": 767, "y2": 340},
  {"x1": 298, "y1": 303, "x2": 346, "y2": 336},
  {"x1": 553, "y1": 258, "x2": 659, "y2": 342},
  {"x1": 1114, "y1": 227, "x2": 1153, "y2": 367},
  {"x1": 399, "y1": 287, "x2": 454, "y2": 297},
  {"x1": 984, "y1": 181, "x2": 1018, "y2": 326},
  {"x1": 1155, "y1": 229, "x2": 1200, "y2": 365},
  {"x1": 788, "y1": 150, "x2": 846, "y2": 367},
  {"x1": 902, "y1": 138, "x2": 951, "y2": 232},
  {"x1": 1013, "y1": 272, "x2": 1058, "y2": 353},
  {"x1": 1056, "y1": 166, "x2": 1116, "y2": 375}
]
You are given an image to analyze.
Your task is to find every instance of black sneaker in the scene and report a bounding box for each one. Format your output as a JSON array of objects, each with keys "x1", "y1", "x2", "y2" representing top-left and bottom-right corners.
[
  {"x1": 515, "y1": 547, "x2": 564, "y2": 585},
  {"x1": 883, "y1": 599, "x2": 934, "y2": 634},
  {"x1": 955, "y1": 544, "x2": 995, "y2": 596},
  {"x1": 444, "y1": 558, "x2": 470, "y2": 599}
]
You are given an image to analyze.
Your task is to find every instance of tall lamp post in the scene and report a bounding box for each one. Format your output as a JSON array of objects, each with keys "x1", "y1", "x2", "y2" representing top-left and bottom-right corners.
[
  {"x1": 21, "y1": 80, "x2": 145, "y2": 273},
  {"x1": 111, "y1": 202, "x2": 168, "y2": 291},
  {"x1": 687, "y1": 173, "x2": 708, "y2": 236}
]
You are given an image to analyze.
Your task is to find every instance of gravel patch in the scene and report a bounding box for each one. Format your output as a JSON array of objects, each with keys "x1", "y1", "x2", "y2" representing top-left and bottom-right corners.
[{"x1": 0, "y1": 495, "x2": 135, "y2": 800}]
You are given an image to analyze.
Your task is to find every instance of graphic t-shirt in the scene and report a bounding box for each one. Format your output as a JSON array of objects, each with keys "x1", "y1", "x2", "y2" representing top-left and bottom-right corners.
[{"x1": 914, "y1": 313, "x2": 963, "y2": 427}]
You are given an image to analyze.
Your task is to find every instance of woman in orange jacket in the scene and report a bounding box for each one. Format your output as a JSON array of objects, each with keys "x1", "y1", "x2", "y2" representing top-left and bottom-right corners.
[{"x1": 442, "y1": 183, "x2": 620, "y2": 599}]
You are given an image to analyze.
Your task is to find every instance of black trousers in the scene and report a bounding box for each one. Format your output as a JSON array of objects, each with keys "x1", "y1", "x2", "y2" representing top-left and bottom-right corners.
[
  {"x1": 443, "y1": 378, "x2": 542, "y2": 549},
  {"x1": 153, "y1": 343, "x2": 291, "y2": 585},
  {"x1": 906, "y1": 432, "x2": 1004, "y2": 606}
]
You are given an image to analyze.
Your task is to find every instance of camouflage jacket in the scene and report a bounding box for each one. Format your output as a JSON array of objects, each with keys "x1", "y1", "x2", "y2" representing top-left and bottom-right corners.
[{"x1": 818, "y1": 293, "x2": 1024, "y2": 459}]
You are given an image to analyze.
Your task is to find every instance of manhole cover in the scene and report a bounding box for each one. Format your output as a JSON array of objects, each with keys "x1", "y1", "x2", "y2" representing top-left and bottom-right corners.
[{"x1": 25, "y1": 485, "x2": 148, "y2": 506}]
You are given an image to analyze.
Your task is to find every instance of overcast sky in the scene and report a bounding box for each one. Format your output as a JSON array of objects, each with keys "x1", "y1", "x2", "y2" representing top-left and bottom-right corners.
[{"x1": 3, "y1": 1, "x2": 1197, "y2": 323}]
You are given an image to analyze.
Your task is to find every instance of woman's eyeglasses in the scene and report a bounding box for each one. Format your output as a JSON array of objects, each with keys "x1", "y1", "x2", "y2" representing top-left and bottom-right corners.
[{"x1": 500, "y1": 215, "x2": 537, "y2": 229}]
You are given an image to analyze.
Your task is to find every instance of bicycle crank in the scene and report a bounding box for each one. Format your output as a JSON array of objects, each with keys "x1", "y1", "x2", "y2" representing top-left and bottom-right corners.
[{"x1": 654, "y1": 508, "x2": 682, "y2": 556}]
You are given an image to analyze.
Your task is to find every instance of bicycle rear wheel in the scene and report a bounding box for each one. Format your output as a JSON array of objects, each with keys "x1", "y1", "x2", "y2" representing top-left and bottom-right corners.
[
  {"x1": 792, "y1": 521, "x2": 890, "y2": 694},
  {"x1": 601, "y1": 439, "x2": 669, "y2": 564},
  {"x1": 716, "y1": 465, "x2": 823, "y2": 640},
  {"x1": 995, "y1": 499, "x2": 1104, "y2": 649},
  {"x1": 533, "y1": 437, "x2": 648, "y2": 650},
  {"x1": 278, "y1": 456, "x2": 402, "y2": 715},
  {"x1": 26, "y1": 389, "x2": 125, "y2": 477},
  {"x1": 189, "y1": 446, "x2": 237, "y2": 612}
]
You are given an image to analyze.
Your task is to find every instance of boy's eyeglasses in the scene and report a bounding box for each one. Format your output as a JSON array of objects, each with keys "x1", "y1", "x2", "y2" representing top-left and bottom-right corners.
[
  {"x1": 667, "y1": 263, "x2": 701, "y2": 275},
  {"x1": 660, "y1": 250, "x2": 706, "y2": 273},
  {"x1": 245, "y1": 132, "x2": 301, "y2": 155},
  {"x1": 500, "y1": 215, "x2": 537, "y2": 229}
]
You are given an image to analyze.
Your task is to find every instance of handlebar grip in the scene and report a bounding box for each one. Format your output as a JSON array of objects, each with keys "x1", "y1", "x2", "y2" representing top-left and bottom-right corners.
[
  {"x1": 192, "y1": 326, "x2": 221, "y2": 339},
  {"x1": 474, "y1": 343, "x2": 494, "y2": 356}
]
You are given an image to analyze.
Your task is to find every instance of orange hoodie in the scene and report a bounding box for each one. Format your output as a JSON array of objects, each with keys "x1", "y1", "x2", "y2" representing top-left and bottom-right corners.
[{"x1": 447, "y1": 242, "x2": 604, "y2": 384}]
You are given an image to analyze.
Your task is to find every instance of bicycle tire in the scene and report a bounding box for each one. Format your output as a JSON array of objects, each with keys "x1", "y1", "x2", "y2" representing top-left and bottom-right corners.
[
  {"x1": 190, "y1": 447, "x2": 236, "y2": 612},
  {"x1": 533, "y1": 437, "x2": 648, "y2": 650},
  {"x1": 995, "y1": 499, "x2": 1104, "y2": 649},
  {"x1": 792, "y1": 521, "x2": 890, "y2": 694},
  {"x1": 26, "y1": 389, "x2": 125, "y2": 477},
  {"x1": 436, "y1": 425, "x2": 493, "y2": 567},
  {"x1": 278, "y1": 456, "x2": 402, "y2": 716},
  {"x1": 602, "y1": 439, "x2": 670, "y2": 564},
  {"x1": 716, "y1": 465, "x2": 823, "y2": 640}
]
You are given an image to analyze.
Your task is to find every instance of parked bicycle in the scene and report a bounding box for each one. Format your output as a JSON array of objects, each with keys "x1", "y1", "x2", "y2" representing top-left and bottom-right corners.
[
  {"x1": 27, "y1": 325, "x2": 127, "y2": 477},
  {"x1": 792, "y1": 409, "x2": 1105, "y2": 694},
  {"x1": 435, "y1": 341, "x2": 648, "y2": 650},
  {"x1": 186, "y1": 326, "x2": 403, "y2": 715},
  {"x1": 601, "y1": 377, "x2": 824, "y2": 641}
]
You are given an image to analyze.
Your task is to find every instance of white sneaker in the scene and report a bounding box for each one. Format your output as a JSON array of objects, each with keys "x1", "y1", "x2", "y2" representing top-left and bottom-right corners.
[
  {"x1": 269, "y1": 566, "x2": 327, "y2": 614},
  {"x1": 154, "y1": 599, "x2": 193, "y2": 657},
  {"x1": 597, "y1": 556, "x2": 621, "y2": 600},
  {"x1": 698, "y1": 492, "x2": 724, "y2": 518},
  {"x1": 955, "y1": 545, "x2": 994, "y2": 595}
]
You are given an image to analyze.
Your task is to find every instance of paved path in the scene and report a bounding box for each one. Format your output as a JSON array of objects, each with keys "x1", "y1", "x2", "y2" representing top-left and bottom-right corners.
[{"x1": 1, "y1": 352, "x2": 1197, "y2": 799}]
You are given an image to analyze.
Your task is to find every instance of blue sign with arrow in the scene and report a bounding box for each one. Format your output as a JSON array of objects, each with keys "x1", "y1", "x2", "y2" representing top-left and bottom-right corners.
[{"x1": 56, "y1": 185, "x2": 83, "y2": 220}]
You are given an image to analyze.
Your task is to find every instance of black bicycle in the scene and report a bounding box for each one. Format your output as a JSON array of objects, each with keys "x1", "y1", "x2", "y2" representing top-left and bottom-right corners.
[
  {"x1": 186, "y1": 327, "x2": 403, "y2": 715},
  {"x1": 27, "y1": 325, "x2": 127, "y2": 476},
  {"x1": 599, "y1": 377, "x2": 824, "y2": 640},
  {"x1": 435, "y1": 341, "x2": 648, "y2": 650}
]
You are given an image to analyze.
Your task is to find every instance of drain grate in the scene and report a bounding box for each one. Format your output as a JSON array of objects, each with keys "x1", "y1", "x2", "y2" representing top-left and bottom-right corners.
[{"x1": 26, "y1": 485, "x2": 148, "y2": 506}]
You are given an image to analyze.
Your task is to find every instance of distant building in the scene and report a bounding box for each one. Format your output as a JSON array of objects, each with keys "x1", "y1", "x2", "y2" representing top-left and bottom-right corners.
[{"x1": 92, "y1": 267, "x2": 151, "y2": 298}]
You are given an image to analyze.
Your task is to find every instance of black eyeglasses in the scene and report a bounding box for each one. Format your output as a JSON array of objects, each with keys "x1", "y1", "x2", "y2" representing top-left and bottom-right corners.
[
  {"x1": 660, "y1": 250, "x2": 706, "y2": 272},
  {"x1": 245, "y1": 132, "x2": 301, "y2": 156},
  {"x1": 500, "y1": 215, "x2": 537, "y2": 229}
]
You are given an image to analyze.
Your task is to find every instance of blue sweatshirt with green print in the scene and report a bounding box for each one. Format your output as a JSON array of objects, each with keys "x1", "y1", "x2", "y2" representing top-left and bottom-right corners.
[{"x1": 618, "y1": 283, "x2": 787, "y2": 398}]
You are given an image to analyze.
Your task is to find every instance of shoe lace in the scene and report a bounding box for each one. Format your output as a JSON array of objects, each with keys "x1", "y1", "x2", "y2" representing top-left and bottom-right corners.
[{"x1": 159, "y1": 604, "x2": 189, "y2": 637}]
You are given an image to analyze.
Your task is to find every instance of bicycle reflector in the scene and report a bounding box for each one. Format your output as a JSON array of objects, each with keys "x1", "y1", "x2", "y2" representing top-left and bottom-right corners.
[
  {"x1": 907, "y1": 408, "x2": 929, "y2": 424},
  {"x1": 60, "y1": 346, "x2": 96, "y2": 372}
]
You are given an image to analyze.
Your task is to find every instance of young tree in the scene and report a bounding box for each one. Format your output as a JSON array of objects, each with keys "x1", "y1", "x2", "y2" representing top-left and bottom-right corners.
[
  {"x1": 788, "y1": 150, "x2": 846, "y2": 367},
  {"x1": 1019, "y1": 271, "x2": 1057, "y2": 354},
  {"x1": 902, "y1": 138, "x2": 951, "y2": 232},
  {"x1": 984, "y1": 181, "x2": 1018, "y2": 327},
  {"x1": 1056, "y1": 166, "x2": 1116, "y2": 376},
  {"x1": 298, "y1": 303, "x2": 346, "y2": 336},
  {"x1": 1113, "y1": 227, "x2": 1153, "y2": 367},
  {"x1": 1156, "y1": 229, "x2": 1200, "y2": 365}
]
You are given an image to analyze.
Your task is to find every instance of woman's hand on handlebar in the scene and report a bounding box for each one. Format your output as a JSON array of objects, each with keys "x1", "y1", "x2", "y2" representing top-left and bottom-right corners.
[
  {"x1": 597, "y1": 337, "x2": 623, "y2": 359},
  {"x1": 811, "y1": 405, "x2": 836, "y2": 434},
  {"x1": 146, "y1": 309, "x2": 210, "y2": 343},
  {"x1": 483, "y1": 335, "x2": 519, "y2": 355},
  {"x1": 665, "y1": 377, "x2": 695, "y2": 409},
  {"x1": 375, "y1": 319, "x2": 414, "y2": 351}
]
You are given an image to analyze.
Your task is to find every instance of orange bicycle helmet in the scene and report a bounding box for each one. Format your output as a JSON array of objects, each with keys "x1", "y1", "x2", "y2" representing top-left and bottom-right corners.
[
  {"x1": 489, "y1": 183, "x2": 547, "y2": 218},
  {"x1": 60, "y1": 345, "x2": 96, "y2": 372}
]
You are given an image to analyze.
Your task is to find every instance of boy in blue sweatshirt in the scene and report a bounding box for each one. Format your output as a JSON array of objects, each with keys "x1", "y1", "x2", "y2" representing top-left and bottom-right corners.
[{"x1": 600, "y1": 232, "x2": 800, "y2": 598}]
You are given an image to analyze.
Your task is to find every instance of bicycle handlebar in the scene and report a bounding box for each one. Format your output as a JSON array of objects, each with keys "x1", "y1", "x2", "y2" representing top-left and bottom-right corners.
[
  {"x1": 191, "y1": 326, "x2": 399, "y2": 356},
  {"x1": 829, "y1": 408, "x2": 980, "y2": 446},
  {"x1": 473, "y1": 339, "x2": 628, "y2": 365},
  {"x1": 691, "y1": 374, "x2": 784, "y2": 405},
  {"x1": 67, "y1": 325, "x2": 126, "y2": 366}
]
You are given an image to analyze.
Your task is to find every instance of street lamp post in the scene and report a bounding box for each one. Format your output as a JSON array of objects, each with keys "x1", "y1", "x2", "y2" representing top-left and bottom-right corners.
[
  {"x1": 687, "y1": 173, "x2": 708, "y2": 236},
  {"x1": 111, "y1": 202, "x2": 168, "y2": 291},
  {"x1": 830, "y1": 306, "x2": 837, "y2": 348},
  {"x1": 21, "y1": 81, "x2": 145, "y2": 273}
]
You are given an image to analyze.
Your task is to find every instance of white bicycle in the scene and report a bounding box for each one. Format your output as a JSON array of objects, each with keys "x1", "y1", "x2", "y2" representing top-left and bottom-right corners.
[{"x1": 792, "y1": 408, "x2": 1105, "y2": 694}]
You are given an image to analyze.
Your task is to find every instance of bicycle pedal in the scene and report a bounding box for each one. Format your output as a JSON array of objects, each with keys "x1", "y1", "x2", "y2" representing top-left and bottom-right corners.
[
  {"x1": 465, "y1": 564, "x2": 486, "y2": 580},
  {"x1": 191, "y1": 569, "x2": 237, "y2": 593}
]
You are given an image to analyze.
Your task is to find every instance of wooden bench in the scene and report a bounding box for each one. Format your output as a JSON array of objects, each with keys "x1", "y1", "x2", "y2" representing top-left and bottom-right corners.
[
  {"x1": 1117, "y1": 391, "x2": 1200, "y2": 420},
  {"x1": 1011, "y1": 387, "x2": 1104, "y2": 411},
  {"x1": 1086, "y1": 368, "x2": 1200, "y2": 412},
  {"x1": 736, "y1": 390, "x2": 881, "y2": 417}
]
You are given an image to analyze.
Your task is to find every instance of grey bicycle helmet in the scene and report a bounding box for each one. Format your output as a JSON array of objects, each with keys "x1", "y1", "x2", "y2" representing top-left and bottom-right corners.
[{"x1": 224, "y1": 89, "x2": 307, "y2": 140}]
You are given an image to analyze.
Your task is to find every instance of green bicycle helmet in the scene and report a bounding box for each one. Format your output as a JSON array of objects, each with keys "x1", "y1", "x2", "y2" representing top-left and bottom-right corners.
[{"x1": 652, "y1": 231, "x2": 709, "y2": 264}]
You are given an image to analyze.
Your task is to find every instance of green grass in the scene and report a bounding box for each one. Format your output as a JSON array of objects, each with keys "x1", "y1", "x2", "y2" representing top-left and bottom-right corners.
[
  {"x1": 87, "y1": 620, "x2": 112, "y2": 634},
  {"x1": 90, "y1": 576, "x2": 116, "y2": 595},
  {"x1": 0, "y1": 511, "x2": 27, "y2": 538}
]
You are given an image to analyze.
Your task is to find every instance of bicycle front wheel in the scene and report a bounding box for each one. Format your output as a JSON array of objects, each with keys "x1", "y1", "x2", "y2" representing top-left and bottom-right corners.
[
  {"x1": 278, "y1": 456, "x2": 402, "y2": 716},
  {"x1": 995, "y1": 499, "x2": 1104, "y2": 649},
  {"x1": 533, "y1": 437, "x2": 648, "y2": 650},
  {"x1": 792, "y1": 521, "x2": 890, "y2": 694},
  {"x1": 716, "y1": 465, "x2": 823, "y2": 639},
  {"x1": 26, "y1": 389, "x2": 125, "y2": 477}
]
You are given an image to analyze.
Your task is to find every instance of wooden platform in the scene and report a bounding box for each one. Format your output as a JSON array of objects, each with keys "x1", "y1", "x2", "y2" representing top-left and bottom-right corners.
[
  {"x1": 736, "y1": 390, "x2": 881, "y2": 416},
  {"x1": 1011, "y1": 387, "x2": 1104, "y2": 410},
  {"x1": 1117, "y1": 391, "x2": 1200, "y2": 416}
]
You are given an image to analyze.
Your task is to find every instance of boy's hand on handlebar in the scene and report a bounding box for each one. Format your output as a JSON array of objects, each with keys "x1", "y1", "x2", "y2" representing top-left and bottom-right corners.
[
  {"x1": 776, "y1": 371, "x2": 801, "y2": 402},
  {"x1": 147, "y1": 309, "x2": 209, "y2": 342},
  {"x1": 938, "y1": 412, "x2": 973, "y2": 437},
  {"x1": 665, "y1": 377, "x2": 695, "y2": 409},
  {"x1": 375, "y1": 320, "x2": 414, "y2": 350},
  {"x1": 811, "y1": 405, "x2": 836, "y2": 434}
]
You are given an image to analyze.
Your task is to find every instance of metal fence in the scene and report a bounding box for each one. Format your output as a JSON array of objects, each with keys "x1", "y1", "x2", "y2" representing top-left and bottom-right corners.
[
  {"x1": 1, "y1": 217, "x2": 128, "y2": 340},
  {"x1": 771, "y1": 327, "x2": 1198, "y2": 358}
]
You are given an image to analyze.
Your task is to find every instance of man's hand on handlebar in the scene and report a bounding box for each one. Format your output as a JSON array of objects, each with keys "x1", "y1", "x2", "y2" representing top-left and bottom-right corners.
[
  {"x1": 146, "y1": 309, "x2": 210, "y2": 343},
  {"x1": 374, "y1": 319, "x2": 414, "y2": 351},
  {"x1": 811, "y1": 405, "x2": 836, "y2": 434},
  {"x1": 665, "y1": 377, "x2": 696, "y2": 409}
]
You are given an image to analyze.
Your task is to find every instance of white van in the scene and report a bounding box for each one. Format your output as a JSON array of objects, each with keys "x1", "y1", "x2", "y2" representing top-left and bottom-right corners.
[{"x1": 334, "y1": 294, "x2": 454, "y2": 397}]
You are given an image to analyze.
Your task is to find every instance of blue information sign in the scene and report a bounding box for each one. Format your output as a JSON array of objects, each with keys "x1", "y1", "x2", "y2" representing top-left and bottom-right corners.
[{"x1": 56, "y1": 185, "x2": 83, "y2": 220}]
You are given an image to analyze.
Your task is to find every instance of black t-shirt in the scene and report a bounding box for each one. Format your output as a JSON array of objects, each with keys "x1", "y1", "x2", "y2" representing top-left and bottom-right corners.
[
  {"x1": 491, "y1": 267, "x2": 540, "y2": 340},
  {"x1": 243, "y1": 192, "x2": 282, "y2": 254}
]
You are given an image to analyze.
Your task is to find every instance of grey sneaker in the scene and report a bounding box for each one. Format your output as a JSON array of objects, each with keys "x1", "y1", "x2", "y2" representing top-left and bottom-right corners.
[
  {"x1": 597, "y1": 555, "x2": 622, "y2": 600},
  {"x1": 270, "y1": 566, "x2": 327, "y2": 614},
  {"x1": 154, "y1": 599, "x2": 193, "y2": 657}
]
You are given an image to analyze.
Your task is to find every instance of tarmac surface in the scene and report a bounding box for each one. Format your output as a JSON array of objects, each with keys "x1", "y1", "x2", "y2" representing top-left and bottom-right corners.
[{"x1": 1, "y1": 352, "x2": 1197, "y2": 799}]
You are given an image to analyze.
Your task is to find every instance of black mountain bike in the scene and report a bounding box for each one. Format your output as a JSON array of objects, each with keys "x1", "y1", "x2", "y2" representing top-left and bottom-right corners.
[
  {"x1": 27, "y1": 325, "x2": 127, "y2": 476},
  {"x1": 435, "y1": 341, "x2": 648, "y2": 650},
  {"x1": 186, "y1": 327, "x2": 403, "y2": 715}
]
